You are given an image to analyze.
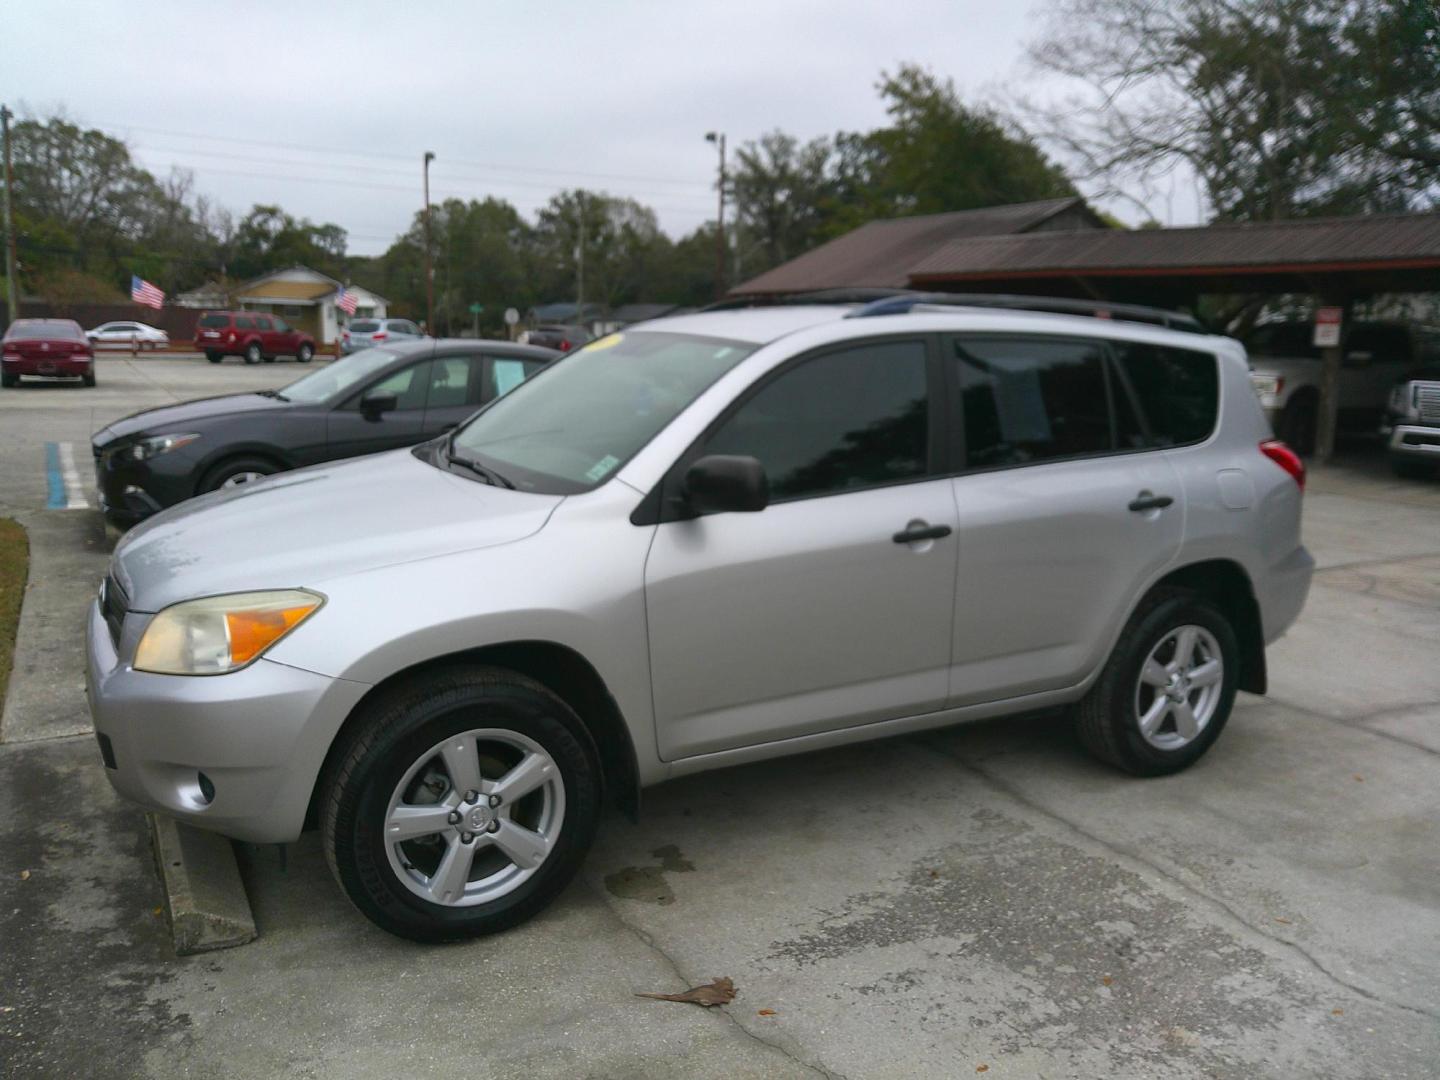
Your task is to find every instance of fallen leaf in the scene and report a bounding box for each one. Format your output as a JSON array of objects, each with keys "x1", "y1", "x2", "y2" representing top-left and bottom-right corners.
[
  {"x1": 757, "y1": 1008, "x2": 777, "y2": 1016},
  {"x1": 1353, "y1": 774, "x2": 1364, "y2": 782},
  {"x1": 19, "y1": 869, "x2": 30, "y2": 880},
  {"x1": 1101, "y1": 975, "x2": 1113, "y2": 986},
  {"x1": 1274, "y1": 917, "x2": 1292, "y2": 925},
  {"x1": 1332, "y1": 1008, "x2": 1344, "y2": 1017},
  {"x1": 977, "y1": 1066, "x2": 989, "y2": 1073},
  {"x1": 637, "y1": 977, "x2": 736, "y2": 1008},
  {"x1": 929, "y1": 869, "x2": 940, "y2": 879},
  {"x1": 152, "y1": 906, "x2": 164, "y2": 917}
]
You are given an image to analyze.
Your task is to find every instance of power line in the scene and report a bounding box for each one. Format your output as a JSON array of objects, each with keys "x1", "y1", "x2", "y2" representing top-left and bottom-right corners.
[{"x1": 100, "y1": 118, "x2": 714, "y2": 191}]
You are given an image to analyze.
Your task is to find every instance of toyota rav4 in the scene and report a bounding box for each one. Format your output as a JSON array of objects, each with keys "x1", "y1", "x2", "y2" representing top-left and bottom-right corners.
[{"x1": 86, "y1": 294, "x2": 1313, "y2": 941}]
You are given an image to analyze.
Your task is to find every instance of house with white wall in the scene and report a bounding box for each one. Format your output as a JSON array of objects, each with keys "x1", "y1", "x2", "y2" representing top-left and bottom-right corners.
[{"x1": 232, "y1": 267, "x2": 388, "y2": 345}]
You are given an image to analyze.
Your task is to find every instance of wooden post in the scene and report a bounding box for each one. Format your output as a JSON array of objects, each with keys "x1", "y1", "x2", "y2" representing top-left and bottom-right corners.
[{"x1": 1313, "y1": 297, "x2": 1352, "y2": 464}]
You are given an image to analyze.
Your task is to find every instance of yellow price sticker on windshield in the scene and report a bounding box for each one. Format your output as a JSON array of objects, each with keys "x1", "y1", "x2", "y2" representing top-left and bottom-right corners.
[{"x1": 584, "y1": 334, "x2": 623, "y2": 352}]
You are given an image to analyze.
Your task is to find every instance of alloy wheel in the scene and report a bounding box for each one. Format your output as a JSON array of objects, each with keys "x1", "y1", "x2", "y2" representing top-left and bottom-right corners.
[{"x1": 1133, "y1": 624, "x2": 1224, "y2": 750}]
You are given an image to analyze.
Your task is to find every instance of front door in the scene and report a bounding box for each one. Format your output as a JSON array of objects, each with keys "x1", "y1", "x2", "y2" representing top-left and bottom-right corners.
[
  {"x1": 326, "y1": 357, "x2": 433, "y2": 459},
  {"x1": 644, "y1": 337, "x2": 958, "y2": 760},
  {"x1": 944, "y1": 334, "x2": 1185, "y2": 704}
]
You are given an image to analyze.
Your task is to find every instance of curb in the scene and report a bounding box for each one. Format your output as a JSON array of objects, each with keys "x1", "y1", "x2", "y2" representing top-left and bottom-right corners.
[{"x1": 149, "y1": 812, "x2": 258, "y2": 955}]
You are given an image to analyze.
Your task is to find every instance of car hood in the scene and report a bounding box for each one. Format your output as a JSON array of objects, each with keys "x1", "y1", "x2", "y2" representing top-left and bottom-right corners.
[
  {"x1": 95, "y1": 393, "x2": 290, "y2": 445},
  {"x1": 112, "y1": 449, "x2": 563, "y2": 612}
]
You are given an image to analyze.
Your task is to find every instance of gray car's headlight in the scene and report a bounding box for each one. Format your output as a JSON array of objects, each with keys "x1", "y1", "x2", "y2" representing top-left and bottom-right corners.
[
  {"x1": 134, "y1": 589, "x2": 324, "y2": 675},
  {"x1": 128, "y1": 432, "x2": 201, "y2": 461}
]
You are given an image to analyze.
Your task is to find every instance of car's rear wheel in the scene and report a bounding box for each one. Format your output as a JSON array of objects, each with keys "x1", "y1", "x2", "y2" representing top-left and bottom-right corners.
[
  {"x1": 1075, "y1": 589, "x2": 1238, "y2": 776},
  {"x1": 200, "y1": 456, "x2": 277, "y2": 493},
  {"x1": 321, "y1": 666, "x2": 600, "y2": 942},
  {"x1": 244, "y1": 343, "x2": 262, "y2": 365},
  {"x1": 82, "y1": 371, "x2": 96, "y2": 387},
  {"x1": 206, "y1": 350, "x2": 222, "y2": 363},
  {"x1": 297, "y1": 343, "x2": 314, "y2": 363},
  {"x1": 1390, "y1": 454, "x2": 1434, "y2": 480},
  {"x1": 1276, "y1": 394, "x2": 1317, "y2": 455}
]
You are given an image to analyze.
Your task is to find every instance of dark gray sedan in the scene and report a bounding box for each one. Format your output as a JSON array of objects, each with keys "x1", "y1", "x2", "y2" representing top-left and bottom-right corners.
[{"x1": 91, "y1": 339, "x2": 556, "y2": 528}]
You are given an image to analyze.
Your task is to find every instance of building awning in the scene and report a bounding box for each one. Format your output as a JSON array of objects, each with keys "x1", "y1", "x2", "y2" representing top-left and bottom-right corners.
[{"x1": 908, "y1": 211, "x2": 1440, "y2": 301}]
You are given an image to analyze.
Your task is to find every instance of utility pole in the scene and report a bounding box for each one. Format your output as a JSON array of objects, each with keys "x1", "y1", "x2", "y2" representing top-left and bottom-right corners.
[
  {"x1": 575, "y1": 193, "x2": 584, "y2": 323},
  {"x1": 423, "y1": 151, "x2": 435, "y2": 334},
  {"x1": 2, "y1": 105, "x2": 18, "y2": 324},
  {"x1": 705, "y1": 131, "x2": 726, "y2": 300}
]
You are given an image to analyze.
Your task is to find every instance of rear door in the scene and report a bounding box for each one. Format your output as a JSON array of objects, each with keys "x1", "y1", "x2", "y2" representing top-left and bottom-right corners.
[
  {"x1": 325, "y1": 357, "x2": 434, "y2": 459},
  {"x1": 644, "y1": 336, "x2": 959, "y2": 760},
  {"x1": 420, "y1": 354, "x2": 484, "y2": 435},
  {"x1": 944, "y1": 334, "x2": 1184, "y2": 705}
]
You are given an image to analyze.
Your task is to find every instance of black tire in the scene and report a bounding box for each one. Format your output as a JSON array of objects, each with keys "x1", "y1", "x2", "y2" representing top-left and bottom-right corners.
[
  {"x1": 82, "y1": 372, "x2": 96, "y2": 387},
  {"x1": 1390, "y1": 455, "x2": 1434, "y2": 480},
  {"x1": 320, "y1": 666, "x2": 601, "y2": 943},
  {"x1": 1075, "y1": 589, "x2": 1239, "y2": 776},
  {"x1": 199, "y1": 455, "x2": 278, "y2": 493},
  {"x1": 244, "y1": 342, "x2": 262, "y2": 365},
  {"x1": 297, "y1": 343, "x2": 314, "y2": 363},
  {"x1": 206, "y1": 350, "x2": 223, "y2": 363},
  {"x1": 1275, "y1": 394, "x2": 1317, "y2": 455},
  {"x1": 1, "y1": 372, "x2": 17, "y2": 388}
]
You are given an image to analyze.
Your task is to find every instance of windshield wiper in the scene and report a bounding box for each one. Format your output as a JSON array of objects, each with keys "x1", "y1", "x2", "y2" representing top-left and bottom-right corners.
[{"x1": 445, "y1": 450, "x2": 515, "y2": 489}]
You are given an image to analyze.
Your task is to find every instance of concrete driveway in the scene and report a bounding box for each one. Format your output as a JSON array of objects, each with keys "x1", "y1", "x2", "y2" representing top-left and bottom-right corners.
[{"x1": 1, "y1": 358, "x2": 1437, "y2": 1078}]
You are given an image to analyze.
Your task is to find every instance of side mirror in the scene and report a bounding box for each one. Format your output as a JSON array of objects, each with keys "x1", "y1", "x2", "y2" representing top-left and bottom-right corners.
[
  {"x1": 684, "y1": 454, "x2": 769, "y2": 515},
  {"x1": 360, "y1": 390, "x2": 399, "y2": 420}
]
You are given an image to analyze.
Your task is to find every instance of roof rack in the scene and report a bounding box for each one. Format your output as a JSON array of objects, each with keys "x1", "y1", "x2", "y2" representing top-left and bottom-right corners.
[
  {"x1": 846, "y1": 292, "x2": 1207, "y2": 333},
  {"x1": 702, "y1": 288, "x2": 914, "y2": 312}
]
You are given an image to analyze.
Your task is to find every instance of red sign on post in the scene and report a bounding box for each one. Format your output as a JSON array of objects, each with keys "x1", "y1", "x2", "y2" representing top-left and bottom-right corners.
[{"x1": 1313, "y1": 307, "x2": 1343, "y2": 348}]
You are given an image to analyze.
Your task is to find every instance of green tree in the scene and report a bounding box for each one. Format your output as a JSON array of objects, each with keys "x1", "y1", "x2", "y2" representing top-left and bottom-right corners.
[{"x1": 1026, "y1": 0, "x2": 1440, "y2": 221}]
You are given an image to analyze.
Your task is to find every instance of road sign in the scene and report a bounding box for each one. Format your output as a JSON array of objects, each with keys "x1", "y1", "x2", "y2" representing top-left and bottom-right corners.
[
  {"x1": 1313, "y1": 307, "x2": 1343, "y2": 348},
  {"x1": 468, "y1": 303, "x2": 484, "y2": 314},
  {"x1": 504, "y1": 307, "x2": 520, "y2": 326}
]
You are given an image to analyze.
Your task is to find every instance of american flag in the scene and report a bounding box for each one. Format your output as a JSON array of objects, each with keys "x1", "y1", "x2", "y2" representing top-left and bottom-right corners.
[
  {"x1": 130, "y1": 275, "x2": 164, "y2": 310},
  {"x1": 335, "y1": 287, "x2": 358, "y2": 315}
]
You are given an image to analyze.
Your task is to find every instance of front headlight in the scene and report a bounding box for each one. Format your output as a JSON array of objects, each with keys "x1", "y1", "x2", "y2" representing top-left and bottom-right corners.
[
  {"x1": 128, "y1": 432, "x2": 201, "y2": 461},
  {"x1": 134, "y1": 589, "x2": 324, "y2": 675}
]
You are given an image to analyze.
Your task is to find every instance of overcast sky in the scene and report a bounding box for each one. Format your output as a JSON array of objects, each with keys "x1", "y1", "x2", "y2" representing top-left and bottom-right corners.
[{"x1": 3, "y1": 0, "x2": 1200, "y2": 257}]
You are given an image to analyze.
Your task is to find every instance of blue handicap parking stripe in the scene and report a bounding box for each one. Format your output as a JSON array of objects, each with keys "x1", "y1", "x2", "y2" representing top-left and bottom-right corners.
[{"x1": 45, "y1": 442, "x2": 66, "y2": 508}]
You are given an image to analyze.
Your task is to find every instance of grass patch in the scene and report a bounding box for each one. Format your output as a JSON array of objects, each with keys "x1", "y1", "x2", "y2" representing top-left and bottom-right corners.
[{"x1": 0, "y1": 519, "x2": 30, "y2": 712}]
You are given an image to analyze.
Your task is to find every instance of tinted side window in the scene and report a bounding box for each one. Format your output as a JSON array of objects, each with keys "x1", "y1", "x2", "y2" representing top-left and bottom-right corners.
[
  {"x1": 235, "y1": 316, "x2": 255, "y2": 330},
  {"x1": 705, "y1": 340, "x2": 930, "y2": 501},
  {"x1": 360, "y1": 360, "x2": 432, "y2": 411},
  {"x1": 427, "y1": 356, "x2": 475, "y2": 407},
  {"x1": 955, "y1": 337, "x2": 1114, "y2": 468},
  {"x1": 254, "y1": 316, "x2": 273, "y2": 331},
  {"x1": 1112, "y1": 342, "x2": 1219, "y2": 446}
]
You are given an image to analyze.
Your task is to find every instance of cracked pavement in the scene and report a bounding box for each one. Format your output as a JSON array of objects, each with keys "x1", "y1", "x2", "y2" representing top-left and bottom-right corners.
[{"x1": 2, "y1": 360, "x2": 1438, "y2": 1078}]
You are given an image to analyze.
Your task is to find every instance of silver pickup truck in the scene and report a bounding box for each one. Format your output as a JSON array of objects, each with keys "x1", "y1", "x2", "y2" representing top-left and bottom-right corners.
[{"x1": 1382, "y1": 366, "x2": 1440, "y2": 477}]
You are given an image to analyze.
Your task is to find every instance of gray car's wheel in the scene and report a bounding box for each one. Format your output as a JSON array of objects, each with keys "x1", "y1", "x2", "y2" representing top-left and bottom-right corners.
[
  {"x1": 1275, "y1": 394, "x2": 1317, "y2": 455},
  {"x1": 321, "y1": 666, "x2": 600, "y2": 942},
  {"x1": 200, "y1": 456, "x2": 277, "y2": 493},
  {"x1": 297, "y1": 343, "x2": 314, "y2": 363},
  {"x1": 1075, "y1": 589, "x2": 1238, "y2": 776},
  {"x1": 244, "y1": 342, "x2": 263, "y2": 365}
]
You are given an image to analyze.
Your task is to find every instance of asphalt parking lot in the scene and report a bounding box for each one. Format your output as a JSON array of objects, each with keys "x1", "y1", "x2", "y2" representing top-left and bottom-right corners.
[{"x1": 1, "y1": 355, "x2": 1438, "y2": 1078}]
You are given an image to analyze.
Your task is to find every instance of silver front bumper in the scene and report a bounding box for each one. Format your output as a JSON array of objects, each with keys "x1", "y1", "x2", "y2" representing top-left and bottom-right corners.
[
  {"x1": 85, "y1": 599, "x2": 371, "y2": 843},
  {"x1": 1386, "y1": 424, "x2": 1440, "y2": 459}
]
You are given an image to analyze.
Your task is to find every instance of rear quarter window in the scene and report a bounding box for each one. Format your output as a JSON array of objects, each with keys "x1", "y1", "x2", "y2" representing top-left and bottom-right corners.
[
  {"x1": 199, "y1": 315, "x2": 230, "y2": 328},
  {"x1": 350, "y1": 320, "x2": 380, "y2": 332},
  {"x1": 1112, "y1": 342, "x2": 1220, "y2": 447}
]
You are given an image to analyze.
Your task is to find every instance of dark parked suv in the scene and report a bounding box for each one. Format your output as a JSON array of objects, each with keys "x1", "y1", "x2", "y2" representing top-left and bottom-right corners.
[
  {"x1": 195, "y1": 311, "x2": 317, "y2": 364},
  {"x1": 92, "y1": 338, "x2": 556, "y2": 526}
]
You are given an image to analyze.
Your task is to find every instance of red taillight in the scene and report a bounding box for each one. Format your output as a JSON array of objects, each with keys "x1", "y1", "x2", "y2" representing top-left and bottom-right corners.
[
  {"x1": 1260, "y1": 439, "x2": 1305, "y2": 490},
  {"x1": 560, "y1": 339, "x2": 572, "y2": 351},
  {"x1": 342, "y1": 331, "x2": 350, "y2": 342},
  {"x1": 371, "y1": 331, "x2": 387, "y2": 341}
]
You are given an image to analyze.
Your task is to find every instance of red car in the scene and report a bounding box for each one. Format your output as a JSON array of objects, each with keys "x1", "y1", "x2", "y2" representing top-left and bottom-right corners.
[
  {"x1": 2, "y1": 318, "x2": 96, "y2": 387},
  {"x1": 195, "y1": 311, "x2": 317, "y2": 364}
]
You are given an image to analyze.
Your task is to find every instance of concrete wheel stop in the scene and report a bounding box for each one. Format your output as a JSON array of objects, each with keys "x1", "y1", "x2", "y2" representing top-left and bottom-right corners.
[{"x1": 149, "y1": 813, "x2": 257, "y2": 955}]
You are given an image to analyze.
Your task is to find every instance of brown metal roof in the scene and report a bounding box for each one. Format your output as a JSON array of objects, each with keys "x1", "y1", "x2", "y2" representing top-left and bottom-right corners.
[
  {"x1": 910, "y1": 212, "x2": 1440, "y2": 281},
  {"x1": 730, "y1": 197, "x2": 1101, "y2": 295}
]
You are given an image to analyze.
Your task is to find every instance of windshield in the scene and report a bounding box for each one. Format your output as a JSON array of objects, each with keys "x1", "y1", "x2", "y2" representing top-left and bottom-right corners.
[
  {"x1": 279, "y1": 348, "x2": 401, "y2": 404},
  {"x1": 449, "y1": 331, "x2": 755, "y2": 493}
]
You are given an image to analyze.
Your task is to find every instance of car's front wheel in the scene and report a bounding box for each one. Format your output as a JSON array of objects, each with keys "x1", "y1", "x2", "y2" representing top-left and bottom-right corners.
[
  {"x1": 321, "y1": 667, "x2": 600, "y2": 942},
  {"x1": 200, "y1": 456, "x2": 277, "y2": 492},
  {"x1": 1075, "y1": 589, "x2": 1238, "y2": 776}
]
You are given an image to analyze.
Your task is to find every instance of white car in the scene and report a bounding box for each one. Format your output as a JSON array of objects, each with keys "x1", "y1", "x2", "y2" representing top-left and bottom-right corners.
[{"x1": 87, "y1": 321, "x2": 170, "y2": 350}]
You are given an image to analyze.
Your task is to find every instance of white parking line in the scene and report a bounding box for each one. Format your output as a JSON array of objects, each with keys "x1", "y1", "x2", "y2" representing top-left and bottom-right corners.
[{"x1": 58, "y1": 441, "x2": 90, "y2": 509}]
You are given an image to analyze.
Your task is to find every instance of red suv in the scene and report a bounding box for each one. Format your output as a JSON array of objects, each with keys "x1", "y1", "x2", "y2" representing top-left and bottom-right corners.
[
  {"x1": 195, "y1": 311, "x2": 317, "y2": 364},
  {"x1": 2, "y1": 318, "x2": 96, "y2": 387}
]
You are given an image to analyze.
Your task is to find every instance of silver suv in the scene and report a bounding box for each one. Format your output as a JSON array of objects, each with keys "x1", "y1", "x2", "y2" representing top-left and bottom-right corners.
[
  {"x1": 342, "y1": 317, "x2": 424, "y2": 354},
  {"x1": 86, "y1": 296, "x2": 1314, "y2": 941}
]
